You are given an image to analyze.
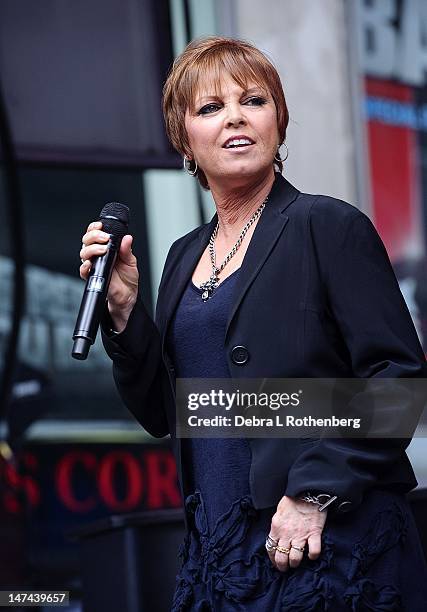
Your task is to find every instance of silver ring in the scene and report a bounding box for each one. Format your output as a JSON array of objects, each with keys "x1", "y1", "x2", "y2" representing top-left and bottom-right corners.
[
  {"x1": 265, "y1": 533, "x2": 279, "y2": 553},
  {"x1": 291, "y1": 544, "x2": 305, "y2": 552}
]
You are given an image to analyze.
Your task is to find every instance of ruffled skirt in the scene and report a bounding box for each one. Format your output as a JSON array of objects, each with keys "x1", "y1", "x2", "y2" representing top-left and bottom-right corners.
[{"x1": 172, "y1": 488, "x2": 427, "y2": 611}]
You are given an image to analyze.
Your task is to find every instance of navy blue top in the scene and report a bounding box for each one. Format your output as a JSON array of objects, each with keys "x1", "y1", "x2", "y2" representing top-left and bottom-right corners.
[{"x1": 167, "y1": 269, "x2": 251, "y2": 530}]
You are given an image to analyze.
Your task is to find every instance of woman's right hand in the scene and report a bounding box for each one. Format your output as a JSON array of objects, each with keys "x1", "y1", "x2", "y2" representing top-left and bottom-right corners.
[{"x1": 79, "y1": 220, "x2": 139, "y2": 333}]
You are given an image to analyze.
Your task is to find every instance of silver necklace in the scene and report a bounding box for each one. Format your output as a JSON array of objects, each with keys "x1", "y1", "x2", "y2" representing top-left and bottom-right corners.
[{"x1": 199, "y1": 197, "x2": 268, "y2": 301}]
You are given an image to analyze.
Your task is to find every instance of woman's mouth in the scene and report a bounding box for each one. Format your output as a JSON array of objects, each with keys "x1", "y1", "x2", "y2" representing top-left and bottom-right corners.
[{"x1": 222, "y1": 136, "x2": 255, "y2": 149}]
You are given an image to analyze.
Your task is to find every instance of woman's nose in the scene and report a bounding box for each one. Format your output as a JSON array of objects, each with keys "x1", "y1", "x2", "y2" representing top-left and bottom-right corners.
[{"x1": 225, "y1": 103, "x2": 247, "y2": 128}]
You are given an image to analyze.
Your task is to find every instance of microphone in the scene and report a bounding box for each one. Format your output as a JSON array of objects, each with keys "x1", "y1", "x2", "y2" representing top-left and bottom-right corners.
[{"x1": 72, "y1": 202, "x2": 130, "y2": 360}]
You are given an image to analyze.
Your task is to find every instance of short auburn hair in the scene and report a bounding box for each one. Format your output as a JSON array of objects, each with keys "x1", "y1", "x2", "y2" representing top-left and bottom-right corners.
[{"x1": 162, "y1": 36, "x2": 289, "y2": 190}]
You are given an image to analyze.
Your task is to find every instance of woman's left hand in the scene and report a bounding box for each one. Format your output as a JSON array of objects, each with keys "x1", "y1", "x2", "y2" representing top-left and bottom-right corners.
[{"x1": 267, "y1": 495, "x2": 327, "y2": 572}]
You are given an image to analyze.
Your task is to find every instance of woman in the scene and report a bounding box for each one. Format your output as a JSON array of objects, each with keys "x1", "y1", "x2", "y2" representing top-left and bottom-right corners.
[{"x1": 80, "y1": 37, "x2": 427, "y2": 610}]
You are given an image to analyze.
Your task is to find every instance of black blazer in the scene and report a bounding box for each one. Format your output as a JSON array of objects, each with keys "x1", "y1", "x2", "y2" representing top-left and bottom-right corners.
[{"x1": 102, "y1": 173, "x2": 426, "y2": 513}]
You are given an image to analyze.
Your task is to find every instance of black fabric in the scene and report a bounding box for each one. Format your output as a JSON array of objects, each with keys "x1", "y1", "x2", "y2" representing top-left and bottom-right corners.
[
  {"x1": 172, "y1": 488, "x2": 427, "y2": 611},
  {"x1": 101, "y1": 173, "x2": 426, "y2": 513}
]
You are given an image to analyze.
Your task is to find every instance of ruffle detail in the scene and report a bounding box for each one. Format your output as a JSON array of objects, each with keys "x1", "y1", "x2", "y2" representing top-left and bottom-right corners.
[
  {"x1": 347, "y1": 502, "x2": 408, "y2": 581},
  {"x1": 343, "y1": 579, "x2": 402, "y2": 611},
  {"x1": 342, "y1": 501, "x2": 407, "y2": 610},
  {"x1": 172, "y1": 491, "x2": 423, "y2": 611},
  {"x1": 280, "y1": 574, "x2": 335, "y2": 611},
  {"x1": 172, "y1": 578, "x2": 194, "y2": 612},
  {"x1": 279, "y1": 534, "x2": 336, "y2": 610},
  {"x1": 171, "y1": 491, "x2": 278, "y2": 611}
]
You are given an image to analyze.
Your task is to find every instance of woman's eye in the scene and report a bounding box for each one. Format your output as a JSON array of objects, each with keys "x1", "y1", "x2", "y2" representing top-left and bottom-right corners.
[
  {"x1": 245, "y1": 96, "x2": 267, "y2": 106},
  {"x1": 197, "y1": 103, "x2": 221, "y2": 115}
]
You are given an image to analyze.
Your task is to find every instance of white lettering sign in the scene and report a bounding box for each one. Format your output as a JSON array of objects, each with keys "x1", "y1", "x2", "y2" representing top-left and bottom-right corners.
[{"x1": 359, "y1": 0, "x2": 427, "y2": 86}]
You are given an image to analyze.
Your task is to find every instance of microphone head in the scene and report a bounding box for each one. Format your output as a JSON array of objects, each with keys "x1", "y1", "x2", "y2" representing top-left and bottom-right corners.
[
  {"x1": 99, "y1": 202, "x2": 129, "y2": 225},
  {"x1": 98, "y1": 202, "x2": 129, "y2": 240}
]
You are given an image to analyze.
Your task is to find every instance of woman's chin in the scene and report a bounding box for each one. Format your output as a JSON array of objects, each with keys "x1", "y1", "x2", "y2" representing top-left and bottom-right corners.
[{"x1": 210, "y1": 163, "x2": 273, "y2": 185}]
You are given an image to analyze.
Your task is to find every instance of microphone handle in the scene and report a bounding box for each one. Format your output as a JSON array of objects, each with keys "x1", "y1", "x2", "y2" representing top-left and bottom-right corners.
[{"x1": 72, "y1": 239, "x2": 118, "y2": 360}]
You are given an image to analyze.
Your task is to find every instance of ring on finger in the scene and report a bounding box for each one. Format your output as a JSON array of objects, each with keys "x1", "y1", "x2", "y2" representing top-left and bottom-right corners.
[
  {"x1": 265, "y1": 537, "x2": 277, "y2": 552},
  {"x1": 275, "y1": 545, "x2": 290, "y2": 555},
  {"x1": 290, "y1": 544, "x2": 305, "y2": 552}
]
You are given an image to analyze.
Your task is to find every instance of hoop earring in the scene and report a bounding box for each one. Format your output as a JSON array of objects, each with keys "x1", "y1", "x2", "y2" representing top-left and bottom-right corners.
[
  {"x1": 183, "y1": 155, "x2": 198, "y2": 176},
  {"x1": 274, "y1": 143, "x2": 289, "y2": 163}
]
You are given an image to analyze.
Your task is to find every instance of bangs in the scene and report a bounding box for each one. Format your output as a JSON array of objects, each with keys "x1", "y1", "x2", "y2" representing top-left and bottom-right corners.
[{"x1": 182, "y1": 48, "x2": 272, "y2": 112}]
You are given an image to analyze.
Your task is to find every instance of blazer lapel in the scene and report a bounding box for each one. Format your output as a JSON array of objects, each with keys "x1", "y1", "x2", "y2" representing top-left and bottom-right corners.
[
  {"x1": 159, "y1": 173, "x2": 300, "y2": 353},
  {"x1": 159, "y1": 215, "x2": 217, "y2": 355},
  {"x1": 225, "y1": 174, "x2": 300, "y2": 338}
]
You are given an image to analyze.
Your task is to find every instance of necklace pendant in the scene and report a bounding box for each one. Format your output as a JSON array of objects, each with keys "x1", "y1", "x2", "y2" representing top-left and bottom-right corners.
[
  {"x1": 202, "y1": 196, "x2": 268, "y2": 303},
  {"x1": 199, "y1": 272, "x2": 219, "y2": 302}
]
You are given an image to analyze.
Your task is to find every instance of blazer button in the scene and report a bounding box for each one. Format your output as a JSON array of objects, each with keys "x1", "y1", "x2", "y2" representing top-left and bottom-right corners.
[
  {"x1": 231, "y1": 345, "x2": 249, "y2": 365},
  {"x1": 337, "y1": 500, "x2": 353, "y2": 513}
]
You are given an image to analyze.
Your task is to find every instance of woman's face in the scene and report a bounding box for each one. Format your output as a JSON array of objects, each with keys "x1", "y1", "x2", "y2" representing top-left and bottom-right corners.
[{"x1": 184, "y1": 73, "x2": 280, "y2": 187}]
